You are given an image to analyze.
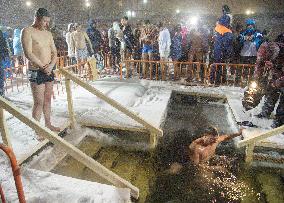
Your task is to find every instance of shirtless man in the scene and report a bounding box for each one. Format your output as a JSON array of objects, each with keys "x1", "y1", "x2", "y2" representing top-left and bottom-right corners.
[
  {"x1": 188, "y1": 127, "x2": 243, "y2": 165},
  {"x1": 167, "y1": 127, "x2": 243, "y2": 174},
  {"x1": 71, "y1": 24, "x2": 93, "y2": 64},
  {"x1": 21, "y1": 8, "x2": 60, "y2": 140}
]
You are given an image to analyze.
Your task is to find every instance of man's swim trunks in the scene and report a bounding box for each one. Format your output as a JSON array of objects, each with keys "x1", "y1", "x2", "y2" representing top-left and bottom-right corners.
[{"x1": 28, "y1": 69, "x2": 54, "y2": 85}]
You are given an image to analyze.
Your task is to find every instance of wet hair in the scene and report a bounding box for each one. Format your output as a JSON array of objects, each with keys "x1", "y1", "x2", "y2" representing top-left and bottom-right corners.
[
  {"x1": 205, "y1": 126, "x2": 219, "y2": 137},
  {"x1": 35, "y1": 8, "x2": 50, "y2": 18},
  {"x1": 122, "y1": 16, "x2": 128, "y2": 21}
]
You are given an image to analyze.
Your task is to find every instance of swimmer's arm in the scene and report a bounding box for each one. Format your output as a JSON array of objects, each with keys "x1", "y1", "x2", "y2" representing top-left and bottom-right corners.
[
  {"x1": 188, "y1": 145, "x2": 200, "y2": 165},
  {"x1": 21, "y1": 28, "x2": 45, "y2": 69},
  {"x1": 84, "y1": 32, "x2": 94, "y2": 52},
  {"x1": 48, "y1": 33, "x2": 57, "y2": 68},
  {"x1": 217, "y1": 129, "x2": 243, "y2": 142}
]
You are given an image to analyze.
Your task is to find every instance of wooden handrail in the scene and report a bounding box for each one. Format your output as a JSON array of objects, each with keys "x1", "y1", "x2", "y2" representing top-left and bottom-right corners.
[
  {"x1": 237, "y1": 125, "x2": 284, "y2": 148},
  {"x1": 0, "y1": 96, "x2": 139, "y2": 199},
  {"x1": 59, "y1": 67, "x2": 163, "y2": 137}
]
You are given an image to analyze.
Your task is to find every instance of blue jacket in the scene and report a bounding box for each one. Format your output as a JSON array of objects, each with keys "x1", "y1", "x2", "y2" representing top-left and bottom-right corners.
[
  {"x1": 239, "y1": 28, "x2": 263, "y2": 50},
  {"x1": 0, "y1": 30, "x2": 9, "y2": 61},
  {"x1": 170, "y1": 33, "x2": 182, "y2": 60},
  {"x1": 13, "y1": 29, "x2": 23, "y2": 56}
]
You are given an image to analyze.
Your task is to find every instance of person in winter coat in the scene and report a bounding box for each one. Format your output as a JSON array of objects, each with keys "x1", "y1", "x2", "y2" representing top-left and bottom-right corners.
[
  {"x1": 13, "y1": 28, "x2": 24, "y2": 66},
  {"x1": 211, "y1": 5, "x2": 234, "y2": 85},
  {"x1": 188, "y1": 28, "x2": 209, "y2": 81},
  {"x1": 120, "y1": 16, "x2": 135, "y2": 60},
  {"x1": 65, "y1": 23, "x2": 76, "y2": 65},
  {"x1": 108, "y1": 22, "x2": 121, "y2": 72},
  {"x1": 239, "y1": 19, "x2": 263, "y2": 65},
  {"x1": 158, "y1": 22, "x2": 171, "y2": 61},
  {"x1": 0, "y1": 30, "x2": 9, "y2": 96},
  {"x1": 86, "y1": 19, "x2": 102, "y2": 55},
  {"x1": 170, "y1": 24, "x2": 183, "y2": 62},
  {"x1": 254, "y1": 33, "x2": 284, "y2": 128}
]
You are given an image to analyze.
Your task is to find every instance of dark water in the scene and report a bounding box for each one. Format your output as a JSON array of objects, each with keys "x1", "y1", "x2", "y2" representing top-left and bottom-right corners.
[
  {"x1": 53, "y1": 91, "x2": 283, "y2": 203},
  {"x1": 146, "y1": 92, "x2": 264, "y2": 203}
]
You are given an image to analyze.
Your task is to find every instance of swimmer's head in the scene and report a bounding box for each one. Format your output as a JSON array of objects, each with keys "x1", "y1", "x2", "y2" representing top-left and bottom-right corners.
[
  {"x1": 34, "y1": 8, "x2": 51, "y2": 30},
  {"x1": 205, "y1": 126, "x2": 219, "y2": 137}
]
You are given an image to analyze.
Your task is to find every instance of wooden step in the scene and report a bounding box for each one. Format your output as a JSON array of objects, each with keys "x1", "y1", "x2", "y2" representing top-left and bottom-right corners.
[{"x1": 51, "y1": 136, "x2": 102, "y2": 178}]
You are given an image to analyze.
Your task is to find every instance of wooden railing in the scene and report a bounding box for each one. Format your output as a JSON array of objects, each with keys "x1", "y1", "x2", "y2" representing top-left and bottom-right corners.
[
  {"x1": 121, "y1": 60, "x2": 256, "y2": 87},
  {"x1": 237, "y1": 125, "x2": 284, "y2": 164},
  {"x1": 0, "y1": 96, "x2": 139, "y2": 199},
  {"x1": 58, "y1": 64, "x2": 163, "y2": 148}
]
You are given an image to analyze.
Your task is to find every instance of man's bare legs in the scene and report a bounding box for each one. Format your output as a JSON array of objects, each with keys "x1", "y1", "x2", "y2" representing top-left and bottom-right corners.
[
  {"x1": 43, "y1": 81, "x2": 60, "y2": 132},
  {"x1": 31, "y1": 83, "x2": 45, "y2": 122},
  {"x1": 31, "y1": 83, "x2": 46, "y2": 141},
  {"x1": 31, "y1": 81, "x2": 60, "y2": 141}
]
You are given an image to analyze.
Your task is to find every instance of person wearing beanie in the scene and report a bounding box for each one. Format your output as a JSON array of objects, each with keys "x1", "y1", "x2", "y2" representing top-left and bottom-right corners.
[
  {"x1": 210, "y1": 5, "x2": 234, "y2": 85},
  {"x1": 254, "y1": 33, "x2": 284, "y2": 128}
]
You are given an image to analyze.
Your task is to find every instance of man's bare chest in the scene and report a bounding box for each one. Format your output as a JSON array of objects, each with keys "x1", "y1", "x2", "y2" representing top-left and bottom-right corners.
[
  {"x1": 31, "y1": 32, "x2": 50, "y2": 47},
  {"x1": 73, "y1": 33, "x2": 85, "y2": 41}
]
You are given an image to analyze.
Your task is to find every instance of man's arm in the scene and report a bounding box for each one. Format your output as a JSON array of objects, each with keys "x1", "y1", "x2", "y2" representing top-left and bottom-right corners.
[
  {"x1": 49, "y1": 32, "x2": 57, "y2": 68},
  {"x1": 217, "y1": 129, "x2": 243, "y2": 142},
  {"x1": 21, "y1": 28, "x2": 45, "y2": 69}
]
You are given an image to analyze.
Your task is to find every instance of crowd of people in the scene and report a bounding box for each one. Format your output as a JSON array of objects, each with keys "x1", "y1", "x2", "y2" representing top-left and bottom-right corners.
[{"x1": 0, "y1": 5, "x2": 283, "y2": 129}]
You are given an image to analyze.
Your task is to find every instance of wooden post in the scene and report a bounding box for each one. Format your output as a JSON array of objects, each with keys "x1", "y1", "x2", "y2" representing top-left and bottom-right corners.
[
  {"x1": 120, "y1": 63, "x2": 123, "y2": 80},
  {"x1": 245, "y1": 144, "x2": 254, "y2": 164},
  {"x1": 237, "y1": 125, "x2": 284, "y2": 148},
  {"x1": 59, "y1": 68, "x2": 163, "y2": 137},
  {"x1": 161, "y1": 62, "x2": 165, "y2": 81},
  {"x1": 196, "y1": 63, "x2": 201, "y2": 81},
  {"x1": 65, "y1": 78, "x2": 76, "y2": 129},
  {"x1": 0, "y1": 108, "x2": 11, "y2": 147},
  {"x1": 149, "y1": 132, "x2": 157, "y2": 149}
]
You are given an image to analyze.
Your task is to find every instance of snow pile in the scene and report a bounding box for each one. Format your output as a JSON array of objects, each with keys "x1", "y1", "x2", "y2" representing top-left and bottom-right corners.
[{"x1": 4, "y1": 167, "x2": 131, "y2": 203}]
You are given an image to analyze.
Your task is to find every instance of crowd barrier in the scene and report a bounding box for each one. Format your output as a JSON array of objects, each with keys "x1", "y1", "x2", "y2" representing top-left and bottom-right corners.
[{"x1": 122, "y1": 60, "x2": 256, "y2": 87}]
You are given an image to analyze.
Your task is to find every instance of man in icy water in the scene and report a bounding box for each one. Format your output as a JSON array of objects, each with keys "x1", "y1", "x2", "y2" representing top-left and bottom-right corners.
[
  {"x1": 21, "y1": 8, "x2": 60, "y2": 140},
  {"x1": 188, "y1": 127, "x2": 243, "y2": 165},
  {"x1": 168, "y1": 127, "x2": 243, "y2": 174}
]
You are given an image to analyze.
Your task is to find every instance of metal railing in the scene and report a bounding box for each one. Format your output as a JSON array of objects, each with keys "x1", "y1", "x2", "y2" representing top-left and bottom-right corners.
[{"x1": 0, "y1": 144, "x2": 26, "y2": 203}]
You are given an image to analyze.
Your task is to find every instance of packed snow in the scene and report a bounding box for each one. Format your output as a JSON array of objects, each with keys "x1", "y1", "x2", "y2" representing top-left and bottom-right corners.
[{"x1": 1, "y1": 77, "x2": 283, "y2": 202}]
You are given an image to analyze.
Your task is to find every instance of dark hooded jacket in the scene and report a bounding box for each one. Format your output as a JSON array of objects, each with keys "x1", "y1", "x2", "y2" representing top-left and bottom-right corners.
[
  {"x1": 86, "y1": 19, "x2": 102, "y2": 53},
  {"x1": 0, "y1": 30, "x2": 9, "y2": 61}
]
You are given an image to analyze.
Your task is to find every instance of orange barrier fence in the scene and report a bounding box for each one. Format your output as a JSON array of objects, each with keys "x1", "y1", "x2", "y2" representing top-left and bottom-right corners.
[
  {"x1": 0, "y1": 144, "x2": 26, "y2": 203},
  {"x1": 121, "y1": 60, "x2": 256, "y2": 87},
  {"x1": 3, "y1": 56, "x2": 94, "y2": 95}
]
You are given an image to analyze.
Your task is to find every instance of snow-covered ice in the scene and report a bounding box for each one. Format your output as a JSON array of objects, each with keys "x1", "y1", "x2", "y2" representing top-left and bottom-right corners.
[{"x1": 1, "y1": 77, "x2": 283, "y2": 202}]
